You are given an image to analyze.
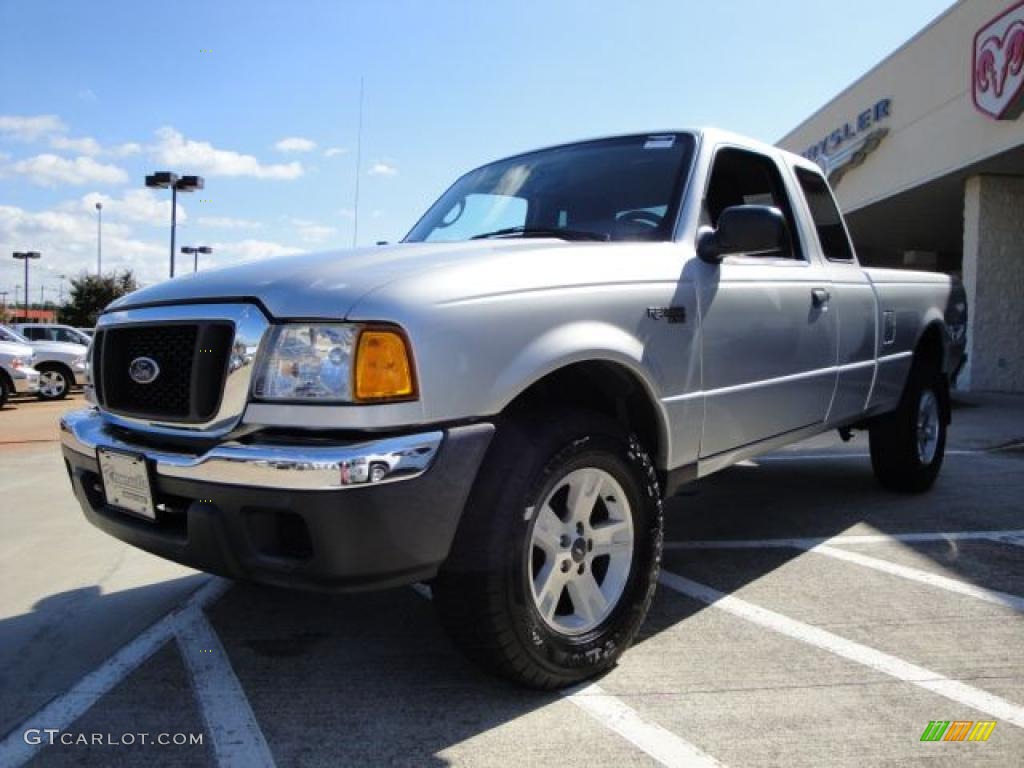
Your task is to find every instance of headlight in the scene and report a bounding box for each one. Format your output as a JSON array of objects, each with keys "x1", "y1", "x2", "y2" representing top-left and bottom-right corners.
[
  {"x1": 72, "y1": 356, "x2": 87, "y2": 368},
  {"x1": 252, "y1": 323, "x2": 416, "y2": 403},
  {"x1": 10, "y1": 357, "x2": 24, "y2": 370}
]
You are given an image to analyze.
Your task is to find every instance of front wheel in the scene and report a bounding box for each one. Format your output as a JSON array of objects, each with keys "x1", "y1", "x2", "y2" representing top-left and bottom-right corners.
[
  {"x1": 432, "y1": 410, "x2": 663, "y2": 689},
  {"x1": 37, "y1": 365, "x2": 70, "y2": 401},
  {"x1": 869, "y1": 370, "x2": 947, "y2": 493}
]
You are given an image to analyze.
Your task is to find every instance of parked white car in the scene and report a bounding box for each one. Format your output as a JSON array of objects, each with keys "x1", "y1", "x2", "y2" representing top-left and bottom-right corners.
[
  {"x1": 13, "y1": 323, "x2": 93, "y2": 346},
  {"x1": 0, "y1": 337, "x2": 40, "y2": 406},
  {"x1": 0, "y1": 326, "x2": 88, "y2": 400}
]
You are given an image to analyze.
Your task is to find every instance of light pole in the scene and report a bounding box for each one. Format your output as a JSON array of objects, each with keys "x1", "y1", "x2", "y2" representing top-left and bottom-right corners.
[
  {"x1": 57, "y1": 274, "x2": 67, "y2": 305},
  {"x1": 180, "y1": 245, "x2": 212, "y2": 273},
  {"x1": 145, "y1": 172, "x2": 204, "y2": 278},
  {"x1": 12, "y1": 251, "x2": 41, "y2": 319},
  {"x1": 95, "y1": 202, "x2": 103, "y2": 275},
  {"x1": 0, "y1": 291, "x2": 7, "y2": 323}
]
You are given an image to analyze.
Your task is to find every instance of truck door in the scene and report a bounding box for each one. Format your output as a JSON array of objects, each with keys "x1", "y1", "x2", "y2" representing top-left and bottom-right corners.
[
  {"x1": 792, "y1": 165, "x2": 876, "y2": 426},
  {"x1": 697, "y1": 146, "x2": 838, "y2": 457}
]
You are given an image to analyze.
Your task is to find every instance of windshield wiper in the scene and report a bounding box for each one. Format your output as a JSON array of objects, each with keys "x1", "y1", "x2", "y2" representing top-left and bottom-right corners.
[{"x1": 471, "y1": 226, "x2": 609, "y2": 242}]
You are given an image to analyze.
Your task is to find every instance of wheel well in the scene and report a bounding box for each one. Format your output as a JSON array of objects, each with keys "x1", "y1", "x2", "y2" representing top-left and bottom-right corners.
[
  {"x1": 913, "y1": 324, "x2": 945, "y2": 377},
  {"x1": 37, "y1": 360, "x2": 72, "y2": 376},
  {"x1": 912, "y1": 323, "x2": 950, "y2": 423},
  {"x1": 503, "y1": 361, "x2": 664, "y2": 468}
]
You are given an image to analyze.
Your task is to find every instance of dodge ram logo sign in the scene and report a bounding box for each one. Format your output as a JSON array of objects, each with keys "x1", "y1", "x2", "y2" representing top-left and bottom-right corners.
[
  {"x1": 128, "y1": 357, "x2": 160, "y2": 385},
  {"x1": 973, "y1": 0, "x2": 1024, "y2": 120}
]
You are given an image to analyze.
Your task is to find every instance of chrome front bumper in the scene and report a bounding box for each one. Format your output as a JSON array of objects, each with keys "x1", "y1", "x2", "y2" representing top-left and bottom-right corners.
[{"x1": 59, "y1": 408, "x2": 443, "y2": 491}]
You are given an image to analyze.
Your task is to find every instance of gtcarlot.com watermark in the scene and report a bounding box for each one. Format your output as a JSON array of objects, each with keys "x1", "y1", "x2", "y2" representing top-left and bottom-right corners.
[{"x1": 24, "y1": 729, "x2": 203, "y2": 747}]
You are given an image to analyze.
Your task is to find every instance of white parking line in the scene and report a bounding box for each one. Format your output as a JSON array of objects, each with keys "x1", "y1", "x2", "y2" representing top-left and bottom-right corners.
[
  {"x1": 0, "y1": 577, "x2": 230, "y2": 767},
  {"x1": 664, "y1": 529, "x2": 1024, "y2": 550},
  {"x1": 178, "y1": 611, "x2": 276, "y2": 768},
  {"x1": 409, "y1": 585, "x2": 723, "y2": 768},
  {"x1": 567, "y1": 683, "x2": 723, "y2": 768},
  {"x1": 808, "y1": 544, "x2": 1024, "y2": 613},
  {"x1": 658, "y1": 570, "x2": 1024, "y2": 728}
]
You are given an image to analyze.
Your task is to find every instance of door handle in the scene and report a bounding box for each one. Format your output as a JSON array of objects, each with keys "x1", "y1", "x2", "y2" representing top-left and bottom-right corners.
[{"x1": 811, "y1": 288, "x2": 831, "y2": 307}]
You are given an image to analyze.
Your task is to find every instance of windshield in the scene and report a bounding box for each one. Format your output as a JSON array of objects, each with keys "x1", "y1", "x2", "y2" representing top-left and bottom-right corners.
[
  {"x1": 0, "y1": 326, "x2": 30, "y2": 344},
  {"x1": 405, "y1": 133, "x2": 695, "y2": 243}
]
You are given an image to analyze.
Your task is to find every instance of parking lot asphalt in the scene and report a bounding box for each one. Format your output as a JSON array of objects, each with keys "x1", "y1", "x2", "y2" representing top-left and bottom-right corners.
[{"x1": 0, "y1": 393, "x2": 1022, "y2": 767}]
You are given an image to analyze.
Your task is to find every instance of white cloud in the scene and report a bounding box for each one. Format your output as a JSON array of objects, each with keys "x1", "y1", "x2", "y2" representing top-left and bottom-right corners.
[
  {"x1": 288, "y1": 217, "x2": 337, "y2": 244},
  {"x1": 77, "y1": 88, "x2": 98, "y2": 102},
  {"x1": 0, "y1": 202, "x2": 166, "y2": 288},
  {"x1": 153, "y1": 127, "x2": 304, "y2": 179},
  {"x1": 324, "y1": 147, "x2": 348, "y2": 158},
  {"x1": 337, "y1": 207, "x2": 355, "y2": 219},
  {"x1": 0, "y1": 202, "x2": 300, "y2": 293},
  {"x1": 274, "y1": 137, "x2": 317, "y2": 153},
  {"x1": 111, "y1": 142, "x2": 142, "y2": 157},
  {"x1": 7, "y1": 154, "x2": 129, "y2": 187},
  {"x1": 0, "y1": 114, "x2": 67, "y2": 142},
  {"x1": 367, "y1": 162, "x2": 398, "y2": 177},
  {"x1": 210, "y1": 239, "x2": 303, "y2": 261},
  {"x1": 196, "y1": 216, "x2": 261, "y2": 230},
  {"x1": 49, "y1": 135, "x2": 103, "y2": 155},
  {"x1": 68, "y1": 190, "x2": 185, "y2": 227}
]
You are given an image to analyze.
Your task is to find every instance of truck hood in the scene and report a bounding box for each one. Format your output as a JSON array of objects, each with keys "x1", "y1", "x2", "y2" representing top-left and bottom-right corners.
[
  {"x1": 0, "y1": 341, "x2": 34, "y2": 359},
  {"x1": 108, "y1": 240, "x2": 593, "y2": 319},
  {"x1": 28, "y1": 341, "x2": 88, "y2": 356}
]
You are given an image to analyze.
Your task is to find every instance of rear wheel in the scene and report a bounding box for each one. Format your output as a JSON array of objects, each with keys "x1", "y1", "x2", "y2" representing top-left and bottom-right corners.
[
  {"x1": 432, "y1": 410, "x2": 663, "y2": 689},
  {"x1": 0, "y1": 374, "x2": 10, "y2": 408},
  {"x1": 36, "y1": 364, "x2": 70, "y2": 401},
  {"x1": 869, "y1": 368, "x2": 947, "y2": 493}
]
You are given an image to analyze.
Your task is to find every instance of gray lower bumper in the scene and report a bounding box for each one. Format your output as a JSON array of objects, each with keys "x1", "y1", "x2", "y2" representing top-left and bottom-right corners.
[
  {"x1": 59, "y1": 408, "x2": 443, "y2": 490},
  {"x1": 59, "y1": 408, "x2": 495, "y2": 591}
]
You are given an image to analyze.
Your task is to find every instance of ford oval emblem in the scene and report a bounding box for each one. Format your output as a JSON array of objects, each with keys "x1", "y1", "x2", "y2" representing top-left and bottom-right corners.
[{"x1": 128, "y1": 357, "x2": 160, "y2": 385}]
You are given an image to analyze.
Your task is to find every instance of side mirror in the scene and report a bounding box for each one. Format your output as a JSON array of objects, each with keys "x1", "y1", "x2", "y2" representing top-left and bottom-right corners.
[{"x1": 697, "y1": 205, "x2": 787, "y2": 264}]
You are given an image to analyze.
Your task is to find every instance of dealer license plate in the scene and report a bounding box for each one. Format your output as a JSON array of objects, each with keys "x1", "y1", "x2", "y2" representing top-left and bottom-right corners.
[{"x1": 97, "y1": 448, "x2": 156, "y2": 521}]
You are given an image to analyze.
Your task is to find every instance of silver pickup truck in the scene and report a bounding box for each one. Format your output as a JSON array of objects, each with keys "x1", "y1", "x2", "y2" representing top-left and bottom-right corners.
[{"x1": 60, "y1": 129, "x2": 966, "y2": 688}]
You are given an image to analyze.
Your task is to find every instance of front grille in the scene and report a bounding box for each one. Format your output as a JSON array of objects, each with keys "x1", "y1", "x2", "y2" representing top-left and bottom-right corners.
[{"x1": 94, "y1": 321, "x2": 234, "y2": 423}]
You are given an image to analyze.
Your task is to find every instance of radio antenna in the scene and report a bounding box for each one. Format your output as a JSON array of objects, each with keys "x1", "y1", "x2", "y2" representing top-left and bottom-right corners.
[{"x1": 352, "y1": 76, "x2": 364, "y2": 248}]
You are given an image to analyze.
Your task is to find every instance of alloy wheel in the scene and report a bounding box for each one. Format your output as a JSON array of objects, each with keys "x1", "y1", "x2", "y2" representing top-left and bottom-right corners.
[{"x1": 528, "y1": 466, "x2": 634, "y2": 635}]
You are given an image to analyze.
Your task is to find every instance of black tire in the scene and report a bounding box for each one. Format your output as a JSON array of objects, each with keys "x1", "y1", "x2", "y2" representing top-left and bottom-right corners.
[
  {"x1": 432, "y1": 409, "x2": 663, "y2": 689},
  {"x1": 0, "y1": 374, "x2": 10, "y2": 408},
  {"x1": 869, "y1": 367, "x2": 947, "y2": 493},
  {"x1": 36, "y1": 364, "x2": 70, "y2": 401}
]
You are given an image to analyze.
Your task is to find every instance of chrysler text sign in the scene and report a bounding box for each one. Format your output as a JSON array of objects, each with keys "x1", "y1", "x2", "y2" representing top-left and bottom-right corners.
[{"x1": 973, "y1": 0, "x2": 1024, "y2": 120}]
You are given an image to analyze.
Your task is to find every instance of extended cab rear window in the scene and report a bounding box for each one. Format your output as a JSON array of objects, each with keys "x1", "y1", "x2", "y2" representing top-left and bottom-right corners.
[{"x1": 795, "y1": 168, "x2": 855, "y2": 262}]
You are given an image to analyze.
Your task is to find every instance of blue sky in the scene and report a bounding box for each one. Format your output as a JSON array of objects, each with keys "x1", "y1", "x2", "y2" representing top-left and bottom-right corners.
[{"x1": 1, "y1": 0, "x2": 953, "y2": 300}]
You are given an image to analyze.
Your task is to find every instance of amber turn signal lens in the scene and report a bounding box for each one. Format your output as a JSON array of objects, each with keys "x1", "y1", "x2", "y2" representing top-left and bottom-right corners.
[{"x1": 354, "y1": 330, "x2": 415, "y2": 401}]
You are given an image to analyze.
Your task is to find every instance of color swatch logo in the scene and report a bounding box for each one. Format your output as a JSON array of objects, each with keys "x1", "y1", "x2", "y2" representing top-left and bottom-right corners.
[{"x1": 920, "y1": 720, "x2": 997, "y2": 742}]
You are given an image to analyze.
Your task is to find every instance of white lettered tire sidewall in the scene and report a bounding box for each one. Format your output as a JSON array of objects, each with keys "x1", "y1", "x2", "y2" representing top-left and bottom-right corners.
[{"x1": 510, "y1": 434, "x2": 663, "y2": 678}]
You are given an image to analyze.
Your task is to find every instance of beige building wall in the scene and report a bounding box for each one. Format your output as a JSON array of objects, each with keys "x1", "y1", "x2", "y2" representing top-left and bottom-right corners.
[
  {"x1": 779, "y1": 0, "x2": 1024, "y2": 213},
  {"x1": 962, "y1": 175, "x2": 1024, "y2": 392}
]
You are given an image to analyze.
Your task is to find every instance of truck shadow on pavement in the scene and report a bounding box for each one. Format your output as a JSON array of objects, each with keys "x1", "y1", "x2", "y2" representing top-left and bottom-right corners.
[{"x1": 193, "y1": 444, "x2": 1021, "y2": 764}]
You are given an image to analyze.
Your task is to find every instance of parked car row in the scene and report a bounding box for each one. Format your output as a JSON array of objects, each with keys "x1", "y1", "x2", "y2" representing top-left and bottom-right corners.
[{"x1": 0, "y1": 324, "x2": 91, "y2": 407}]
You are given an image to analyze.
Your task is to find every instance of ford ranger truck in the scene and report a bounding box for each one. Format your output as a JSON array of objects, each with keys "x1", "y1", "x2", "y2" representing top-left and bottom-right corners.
[{"x1": 60, "y1": 129, "x2": 967, "y2": 688}]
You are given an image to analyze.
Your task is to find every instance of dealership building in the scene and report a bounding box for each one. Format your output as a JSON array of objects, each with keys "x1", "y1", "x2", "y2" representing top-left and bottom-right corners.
[{"x1": 778, "y1": 0, "x2": 1024, "y2": 392}]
